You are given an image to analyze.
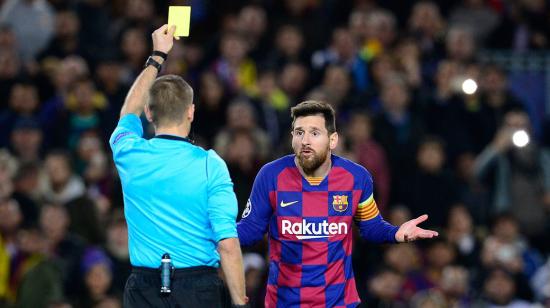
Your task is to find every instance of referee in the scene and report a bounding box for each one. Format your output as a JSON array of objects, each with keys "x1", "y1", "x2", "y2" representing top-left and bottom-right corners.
[{"x1": 109, "y1": 25, "x2": 247, "y2": 307}]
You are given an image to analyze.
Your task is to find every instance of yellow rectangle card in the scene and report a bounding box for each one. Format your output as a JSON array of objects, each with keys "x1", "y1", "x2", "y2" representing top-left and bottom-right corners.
[{"x1": 168, "y1": 6, "x2": 191, "y2": 37}]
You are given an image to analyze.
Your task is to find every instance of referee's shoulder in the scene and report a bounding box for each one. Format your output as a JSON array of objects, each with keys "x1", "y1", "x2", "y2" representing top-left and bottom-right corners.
[{"x1": 203, "y1": 148, "x2": 228, "y2": 166}]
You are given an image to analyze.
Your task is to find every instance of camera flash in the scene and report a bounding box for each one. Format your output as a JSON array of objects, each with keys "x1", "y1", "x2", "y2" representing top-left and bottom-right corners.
[
  {"x1": 462, "y1": 79, "x2": 478, "y2": 95},
  {"x1": 512, "y1": 130, "x2": 529, "y2": 147}
]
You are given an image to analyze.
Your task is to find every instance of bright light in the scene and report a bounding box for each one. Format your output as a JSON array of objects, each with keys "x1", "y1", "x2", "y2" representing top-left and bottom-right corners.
[
  {"x1": 512, "y1": 130, "x2": 529, "y2": 147},
  {"x1": 462, "y1": 79, "x2": 478, "y2": 95}
]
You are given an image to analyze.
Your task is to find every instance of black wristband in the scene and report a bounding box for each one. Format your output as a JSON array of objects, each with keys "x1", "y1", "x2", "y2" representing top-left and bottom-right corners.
[
  {"x1": 231, "y1": 305, "x2": 249, "y2": 308},
  {"x1": 152, "y1": 50, "x2": 168, "y2": 60}
]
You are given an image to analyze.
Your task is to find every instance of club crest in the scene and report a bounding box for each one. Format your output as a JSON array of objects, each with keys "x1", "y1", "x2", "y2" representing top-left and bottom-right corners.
[{"x1": 332, "y1": 195, "x2": 348, "y2": 212}]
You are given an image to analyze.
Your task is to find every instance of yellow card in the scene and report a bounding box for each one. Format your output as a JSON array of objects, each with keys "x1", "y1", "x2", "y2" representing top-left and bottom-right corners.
[{"x1": 168, "y1": 6, "x2": 191, "y2": 37}]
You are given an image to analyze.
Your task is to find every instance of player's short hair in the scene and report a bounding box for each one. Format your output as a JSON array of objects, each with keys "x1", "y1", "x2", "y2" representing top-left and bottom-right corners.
[
  {"x1": 291, "y1": 100, "x2": 336, "y2": 134},
  {"x1": 148, "y1": 75, "x2": 194, "y2": 127}
]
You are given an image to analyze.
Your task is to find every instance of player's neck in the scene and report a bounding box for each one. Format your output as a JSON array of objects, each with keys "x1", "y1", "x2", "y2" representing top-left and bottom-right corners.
[
  {"x1": 155, "y1": 122, "x2": 191, "y2": 139},
  {"x1": 295, "y1": 154, "x2": 332, "y2": 178}
]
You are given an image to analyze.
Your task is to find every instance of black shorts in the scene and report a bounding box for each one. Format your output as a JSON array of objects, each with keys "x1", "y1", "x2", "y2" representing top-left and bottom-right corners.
[{"x1": 123, "y1": 266, "x2": 231, "y2": 308}]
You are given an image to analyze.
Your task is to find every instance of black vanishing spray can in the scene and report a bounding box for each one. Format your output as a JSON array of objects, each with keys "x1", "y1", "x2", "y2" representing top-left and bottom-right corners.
[{"x1": 160, "y1": 253, "x2": 173, "y2": 295}]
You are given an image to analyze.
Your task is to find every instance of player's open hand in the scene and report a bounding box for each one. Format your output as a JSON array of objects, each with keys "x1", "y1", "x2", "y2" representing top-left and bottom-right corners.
[
  {"x1": 152, "y1": 24, "x2": 176, "y2": 54},
  {"x1": 395, "y1": 214, "x2": 438, "y2": 243}
]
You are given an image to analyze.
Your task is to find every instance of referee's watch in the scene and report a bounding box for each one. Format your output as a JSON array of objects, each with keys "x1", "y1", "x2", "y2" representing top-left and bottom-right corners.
[{"x1": 144, "y1": 56, "x2": 163, "y2": 71}]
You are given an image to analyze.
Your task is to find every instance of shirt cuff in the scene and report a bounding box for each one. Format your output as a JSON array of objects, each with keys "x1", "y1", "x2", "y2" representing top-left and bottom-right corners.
[{"x1": 214, "y1": 227, "x2": 238, "y2": 243}]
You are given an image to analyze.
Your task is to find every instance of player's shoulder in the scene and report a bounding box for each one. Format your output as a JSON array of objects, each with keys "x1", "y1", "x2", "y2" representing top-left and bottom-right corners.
[
  {"x1": 257, "y1": 154, "x2": 296, "y2": 178},
  {"x1": 332, "y1": 154, "x2": 372, "y2": 178},
  {"x1": 259, "y1": 155, "x2": 295, "y2": 174}
]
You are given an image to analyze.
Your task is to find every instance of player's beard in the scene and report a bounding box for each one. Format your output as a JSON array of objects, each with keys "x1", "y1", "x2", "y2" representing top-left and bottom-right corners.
[{"x1": 296, "y1": 145, "x2": 329, "y2": 175}]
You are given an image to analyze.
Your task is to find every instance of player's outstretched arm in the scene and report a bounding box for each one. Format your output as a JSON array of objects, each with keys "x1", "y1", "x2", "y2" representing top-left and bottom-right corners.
[
  {"x1": 119, "y1": 24, "x2": 175, "y2": 118},
  {"x1": 395, "y1": 214, "x2": 439, "y2": 242}
]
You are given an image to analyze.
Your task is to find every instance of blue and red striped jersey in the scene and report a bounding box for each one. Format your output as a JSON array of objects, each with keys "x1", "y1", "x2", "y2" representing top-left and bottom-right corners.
[{"x1": 237, "y1": 154, "x2": 398, "y2": 308}]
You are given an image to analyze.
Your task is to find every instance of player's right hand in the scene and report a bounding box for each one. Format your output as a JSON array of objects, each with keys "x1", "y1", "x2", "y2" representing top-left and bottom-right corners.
[{"x1": 152, "y1": 24, "x2": 176, "y2": 54}]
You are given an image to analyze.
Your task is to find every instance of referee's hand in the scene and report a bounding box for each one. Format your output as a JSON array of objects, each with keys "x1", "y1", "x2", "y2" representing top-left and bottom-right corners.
[{"x1": 152, "y1": 24, "x2": 176, "y2": 54}]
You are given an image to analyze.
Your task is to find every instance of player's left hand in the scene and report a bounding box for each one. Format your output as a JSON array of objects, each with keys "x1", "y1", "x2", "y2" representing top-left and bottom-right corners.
[{"x1": 395, "y1": 214, "x2": 438, "y2": 243}]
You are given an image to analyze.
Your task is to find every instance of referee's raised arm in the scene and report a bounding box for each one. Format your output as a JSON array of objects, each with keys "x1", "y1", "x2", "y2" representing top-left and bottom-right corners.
[
  {"x1": 119, "y1": 24, "x2": 175, "y2": 118},
  {"x1": 110, "y1": 24, "x2": 248, "y2": 308}
]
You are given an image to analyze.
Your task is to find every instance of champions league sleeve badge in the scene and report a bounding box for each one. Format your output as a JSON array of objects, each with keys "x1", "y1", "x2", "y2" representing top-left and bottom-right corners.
[{"x1": 242, "y1": 199, "x2": 252, "y2": 218}]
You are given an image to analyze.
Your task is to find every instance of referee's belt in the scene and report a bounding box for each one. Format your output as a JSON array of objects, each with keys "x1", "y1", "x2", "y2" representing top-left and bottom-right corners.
[{"x1": 132, "y1": 266, "x2": 217, "y2": 278}]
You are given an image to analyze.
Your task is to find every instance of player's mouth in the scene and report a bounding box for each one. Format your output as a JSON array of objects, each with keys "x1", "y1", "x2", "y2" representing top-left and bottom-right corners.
[{"x1": 301, "y1": 148, "x2": 315, "y2": 156}]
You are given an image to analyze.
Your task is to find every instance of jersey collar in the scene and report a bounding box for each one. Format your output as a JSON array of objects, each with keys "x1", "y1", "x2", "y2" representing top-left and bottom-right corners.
[{"x1": 154, "y1": 134, "x2": 193, "y2": 144}]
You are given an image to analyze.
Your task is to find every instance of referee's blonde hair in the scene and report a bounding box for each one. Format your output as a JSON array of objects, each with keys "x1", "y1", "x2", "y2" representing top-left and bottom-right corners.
[{"x1": 148, "y1": 75, "x2": 194, "y2": 127}]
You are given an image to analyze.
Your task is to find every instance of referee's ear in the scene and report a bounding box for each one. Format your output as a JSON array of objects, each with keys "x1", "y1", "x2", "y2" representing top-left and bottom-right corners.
[
  {"x1": 329, "y1": 132, "x2": 338, "y2": 150},
  {"x1": 187, "y1": 103, "x2": 195, "y2": 122},
  {"x1": 144, "y1": 104, "x2": 153, "y2": 123}
]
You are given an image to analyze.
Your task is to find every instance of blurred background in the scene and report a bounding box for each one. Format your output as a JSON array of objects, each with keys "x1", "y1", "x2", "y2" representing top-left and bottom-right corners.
[{"x1": 0, "y1": 0, "x2": 550, "y2": 307}]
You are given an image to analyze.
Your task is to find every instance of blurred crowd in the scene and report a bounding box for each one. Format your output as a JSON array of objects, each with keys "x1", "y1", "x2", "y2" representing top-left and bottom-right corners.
[{"x1": 0, "y1": 0, "x2": 550, "y2": 307}]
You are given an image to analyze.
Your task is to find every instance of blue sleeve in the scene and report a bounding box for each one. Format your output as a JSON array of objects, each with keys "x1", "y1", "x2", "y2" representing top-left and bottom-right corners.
[
  {"x1": 237, "y1": 165, "x2": 273, "y2": 246},
  {"x1": 109, "y1": 114, "x2": 144, "y2": 160},
  {"x1": 354, "y1": 170, "x2": 398, "y2": 243},
  {"x1": 356, "y1": 215, "x2": 398, "y2": 243},
  {"x1": 206, "y1": 150, "x2": 238, "y2": 242}
]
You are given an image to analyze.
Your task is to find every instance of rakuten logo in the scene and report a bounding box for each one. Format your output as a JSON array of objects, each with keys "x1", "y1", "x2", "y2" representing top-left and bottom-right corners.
[{"x1": 281, "y1": 219, "x2": 348, "y2": 239}]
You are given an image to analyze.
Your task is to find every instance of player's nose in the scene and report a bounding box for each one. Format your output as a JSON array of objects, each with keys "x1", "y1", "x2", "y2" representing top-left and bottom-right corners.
[{"x1": 301, "y1": 132, "x2": 311, "y2": 145}]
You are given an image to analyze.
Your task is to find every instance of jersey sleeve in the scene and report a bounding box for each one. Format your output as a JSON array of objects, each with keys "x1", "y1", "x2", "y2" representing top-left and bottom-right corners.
[
  {"x1": 109, "y1": 114, "x2": 144, "y2": 160},
  {"x1": 237, "y1": 165, "x2": 273, "y2": 246},
  {"x1": 354, "y1": 170, "x2": 398, "y2": 243},
  {"x1": 206, "y1": 150, "x2": 238, "y2": 242}
]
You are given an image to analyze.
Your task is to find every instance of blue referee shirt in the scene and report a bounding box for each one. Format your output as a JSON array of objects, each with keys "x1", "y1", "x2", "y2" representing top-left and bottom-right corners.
[{"x1": 109, "y1": 114, "x2": 238, "y2": 268}]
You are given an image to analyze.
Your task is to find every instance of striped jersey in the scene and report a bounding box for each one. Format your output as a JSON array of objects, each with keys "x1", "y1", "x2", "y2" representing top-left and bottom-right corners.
[{"x1": 237, "y1": 154, "x2": 398, "y2": 308}]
